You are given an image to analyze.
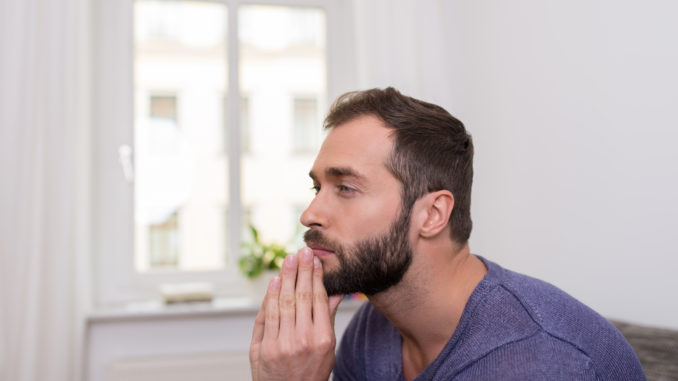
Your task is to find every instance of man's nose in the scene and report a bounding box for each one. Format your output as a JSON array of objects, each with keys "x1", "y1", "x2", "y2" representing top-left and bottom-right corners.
[{"x1": 300, "y1": 195, "x2": 328, "y2": 229}]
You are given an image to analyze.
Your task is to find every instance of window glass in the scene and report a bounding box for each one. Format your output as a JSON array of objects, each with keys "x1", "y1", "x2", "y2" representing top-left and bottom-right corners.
[
  {"x1": 293, "y1": 97, "x2": 320, "y2": 154},
  {"x1": 240, "y1": 5, "x2": 326, "y2": 245},
  {"x1": 133, "y1": 2, "x2": 326, "y2": 274},
  {"x1": 134, "y1": 1, "x2": 228, "y2": 272}
]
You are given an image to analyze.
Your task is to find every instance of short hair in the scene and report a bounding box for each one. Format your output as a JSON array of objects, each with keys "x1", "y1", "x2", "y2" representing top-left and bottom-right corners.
[{"x1": 324, "y1": 87, "x2": 474, "y2": 243}]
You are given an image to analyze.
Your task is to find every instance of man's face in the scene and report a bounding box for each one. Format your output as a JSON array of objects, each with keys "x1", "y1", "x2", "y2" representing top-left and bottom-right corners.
[{"x1": 301, "y1": 115, "x2": 413, "y2": 295}]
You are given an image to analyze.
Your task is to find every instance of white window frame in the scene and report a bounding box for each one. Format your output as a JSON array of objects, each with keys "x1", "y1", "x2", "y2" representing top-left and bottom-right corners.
[{"x1": 92, "y1": 0, "x2": 356, "y2": 307}]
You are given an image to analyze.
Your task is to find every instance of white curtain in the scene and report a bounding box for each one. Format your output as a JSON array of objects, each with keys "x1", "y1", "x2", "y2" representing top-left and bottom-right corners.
[
  {"x1": 0, "y1": 0, "x2": 91, "y2": 380},
  {"x1": 350, "y1": 0, "x2": 458, "y2": 108}
]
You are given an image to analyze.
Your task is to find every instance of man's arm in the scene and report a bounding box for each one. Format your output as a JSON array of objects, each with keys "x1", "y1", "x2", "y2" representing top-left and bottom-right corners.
[{"x1": 249, "y1": 247, "x2": 343, "y2": 381}]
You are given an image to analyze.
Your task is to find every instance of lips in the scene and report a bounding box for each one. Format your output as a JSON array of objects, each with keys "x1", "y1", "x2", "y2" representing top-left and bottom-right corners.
[{"x1": 306, "y1": 242, "x2": 336, "y2": 258}]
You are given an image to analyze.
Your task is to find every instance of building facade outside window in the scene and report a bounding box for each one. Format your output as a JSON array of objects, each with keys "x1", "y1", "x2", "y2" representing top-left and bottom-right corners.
[{"x1": 91, "y1": 0, "x2": 352, "y2": 306}]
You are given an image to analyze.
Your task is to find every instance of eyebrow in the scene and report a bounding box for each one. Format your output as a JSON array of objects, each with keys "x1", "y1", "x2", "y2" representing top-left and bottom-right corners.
[{"x1": 309, "y1": 167, "x2": 367, "y2": 182}]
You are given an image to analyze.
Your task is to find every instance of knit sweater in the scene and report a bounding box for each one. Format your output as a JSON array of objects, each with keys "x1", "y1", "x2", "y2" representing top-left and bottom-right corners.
[{"x1": 333, "y1": 256, "x2": 646, "y2": 380}]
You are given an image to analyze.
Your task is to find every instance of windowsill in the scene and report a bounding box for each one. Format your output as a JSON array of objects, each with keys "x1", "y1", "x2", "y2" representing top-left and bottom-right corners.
[{"x1": 87, "y1": 296, "x2": 366, "y2": 324}]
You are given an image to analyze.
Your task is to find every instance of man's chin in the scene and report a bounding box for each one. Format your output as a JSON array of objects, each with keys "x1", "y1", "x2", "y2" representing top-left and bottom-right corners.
[{"x1": 322, "y1": 270, "x2": 356, "y2": 296}]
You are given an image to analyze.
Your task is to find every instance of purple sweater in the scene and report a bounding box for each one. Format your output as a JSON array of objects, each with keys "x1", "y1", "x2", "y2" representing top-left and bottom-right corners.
[{"x1": 333, "y1": 256, "x2": 645, "y2": 380}]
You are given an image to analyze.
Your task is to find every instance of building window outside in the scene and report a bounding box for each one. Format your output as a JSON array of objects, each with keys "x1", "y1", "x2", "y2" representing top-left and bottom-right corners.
[
  {"x1": 148, "y1": 210, "x2": 180, "y2": 267},
  {"x1": 134, "y1": 1, "x2": 326, "y2": 274},
  {"x1": 149, "y1": 95, "x2": 177, "y2": 122},
  {"x1": 240, "y1": 4, "x2": 325, "y2": 248},
  {"x1": 292, "y1": 97, "x2": 319, "y2": 154},
  {"x1": 145, "y1": 94, "x2": 181, "y2": 268}
]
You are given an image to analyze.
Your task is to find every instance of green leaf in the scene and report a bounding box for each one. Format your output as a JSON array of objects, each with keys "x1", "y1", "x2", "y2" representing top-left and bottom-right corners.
[
  {"x1": 249, "y1": 224, "x2": 259, "y2": 243},
  {"x1": 239, "y1": 224, "x2": 291, "y2": 278}
]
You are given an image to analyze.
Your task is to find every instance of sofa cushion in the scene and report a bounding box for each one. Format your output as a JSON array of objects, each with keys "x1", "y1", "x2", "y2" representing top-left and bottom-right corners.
[{"x1": 611, "y1": 320, "x2": 678, "y2": 380}]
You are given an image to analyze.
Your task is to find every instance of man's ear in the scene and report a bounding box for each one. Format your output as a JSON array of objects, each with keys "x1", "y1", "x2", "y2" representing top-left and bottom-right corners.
[{"x1": 418, "y1": 190, "x2": 454, "y2": 238}]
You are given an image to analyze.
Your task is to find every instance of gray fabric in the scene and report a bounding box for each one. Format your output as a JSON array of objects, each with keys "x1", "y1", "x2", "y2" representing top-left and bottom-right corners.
[{"x1": 612, "y1": 321, "x2": 678, "y2": 381}]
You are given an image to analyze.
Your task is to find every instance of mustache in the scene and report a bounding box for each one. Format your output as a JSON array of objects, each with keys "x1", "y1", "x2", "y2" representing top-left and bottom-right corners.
[{"x1": 303, "y1": 229, "x2": 341, "y2": 254}]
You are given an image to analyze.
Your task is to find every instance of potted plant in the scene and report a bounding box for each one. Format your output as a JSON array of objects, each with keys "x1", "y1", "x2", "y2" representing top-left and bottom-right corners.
[{"x1": 239, "y1": 224, "x2": 288, "y2": 301}]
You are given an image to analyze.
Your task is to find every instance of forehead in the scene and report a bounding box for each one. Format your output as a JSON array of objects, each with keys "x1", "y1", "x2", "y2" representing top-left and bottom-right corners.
[{"x1": 312, "y1": 115, "x2": 395, "y2": 179}]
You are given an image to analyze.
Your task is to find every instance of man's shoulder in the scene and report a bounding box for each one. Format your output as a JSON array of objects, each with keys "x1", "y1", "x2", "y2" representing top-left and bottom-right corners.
[
  {"x1": 481, "y1": 258, "x2": 626, "y2": 348},
  {"x1": 334, "y1": 259, "x2": 645, "y2": 380},
  {"x1": 471, "y1": 257, "x2": 645, "y2": 379}
]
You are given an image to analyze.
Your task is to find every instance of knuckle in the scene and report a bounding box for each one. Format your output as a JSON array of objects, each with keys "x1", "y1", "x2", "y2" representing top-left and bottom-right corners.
[
  {"x1": 266, "y1": 309, "x2": 279, "y2": 321},
  {"x1": 313, "y1": 269, "x2": 324, "y2": 281},
  {"x1": 316, "y1": 335, "x2": 335, "y2": 352},
  {"x1": 301, "y1": 259, "x2": 314, "y2": 271},
  {"x1": 296, "y1": 337, "x2": 311, "y2": 353},
  {"x1": 279, "y1": 295, "x2": 295, "y2": 310},
  {"x1": 278, "y1": 343, "x2": 295, "y2": 359},
  {"x1": 259, "y1": 345, "x2": 276, "y2": 361},
  {"x1": 295, "y1": 289, "x2": 313, "y2": 303},
  {"x1": 283, "y1": 263, "x2": 298, "y2": 274},
  {"x1": 313, "y1": 289, "x2": 328, "y2": 302}
]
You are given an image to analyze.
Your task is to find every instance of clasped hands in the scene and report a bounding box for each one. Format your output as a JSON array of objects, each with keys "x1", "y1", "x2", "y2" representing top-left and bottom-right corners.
[{"x1": 250, "y1": 247, "x2": 344, "y2": 381}]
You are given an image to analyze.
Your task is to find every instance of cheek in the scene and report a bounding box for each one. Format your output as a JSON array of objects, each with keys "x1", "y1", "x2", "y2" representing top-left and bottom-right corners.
[{"x1": 342, "y1": 194, "x2": 402, "y2": 236}]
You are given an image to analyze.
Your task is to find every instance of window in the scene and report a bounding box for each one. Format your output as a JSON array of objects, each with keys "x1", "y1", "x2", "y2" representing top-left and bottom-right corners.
[
  {"x1": 239, "y1": 4, "x2": 326, "y2": 246},
  {"x1": 241, "y1": 96, "x2": 251, "y2": 154},
  {"x1": 292, "y1": 97, "x2": 320, "y2": 154},
  {"x1": 149, "y1": 95, "x2": 177, "y2": 121},
  {"x1": 92, "y1": 0, "x2": 354, "y2": 306},
  {"x1": 134, "y1": 1, "x2": 229, "y2": 272}
]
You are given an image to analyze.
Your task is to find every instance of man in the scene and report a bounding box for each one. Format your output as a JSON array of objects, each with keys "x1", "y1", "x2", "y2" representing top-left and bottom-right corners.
[{"x1": 249, "y1": 88, "x2": 645, "y2": 380}]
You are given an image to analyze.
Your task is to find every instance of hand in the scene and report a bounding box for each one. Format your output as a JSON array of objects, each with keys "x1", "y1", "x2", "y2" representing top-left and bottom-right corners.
[{"x1": 250, "y1": 247, "x2": 344, "y2": 381}]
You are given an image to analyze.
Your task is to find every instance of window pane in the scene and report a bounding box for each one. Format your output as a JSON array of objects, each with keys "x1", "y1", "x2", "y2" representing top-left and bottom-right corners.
[
  {"x1": 134, "y1": 1, "x2": 228, "y2": 272},
  {"x1": 240, "y1": 6, "x2": 326, "y2": 246},
  {"x1": 293, "y1": 97, "x2": 319, "y2": 154}
]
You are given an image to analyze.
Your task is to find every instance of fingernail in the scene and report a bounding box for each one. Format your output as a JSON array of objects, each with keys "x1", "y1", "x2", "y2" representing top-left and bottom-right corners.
[
  {"x1": 285, "y1": 254, "x2": 297, "y2": 268},
  {"x1": 313, "y1": 256, "x2": 321, "y2": 268},
  {"x1": 269, "y1": 276, "x2": 280, "y2": 290},
  {"x1": 301, "y1": 248, "x2": 313, "y2": 262}
]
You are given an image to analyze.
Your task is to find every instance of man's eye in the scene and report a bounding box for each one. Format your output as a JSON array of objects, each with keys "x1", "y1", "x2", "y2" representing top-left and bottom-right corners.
[
  {"x1": 311, "y1": 185, "x2": 320, "y2": 195},
  {"x1": 337, "y1": 185, "x2": 355, "y2": 194}
]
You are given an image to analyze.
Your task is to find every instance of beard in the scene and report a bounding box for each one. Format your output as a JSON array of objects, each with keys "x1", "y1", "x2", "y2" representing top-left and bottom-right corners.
[{"x1": 303, "y1": 206, "x2": 413, "y2": 296}]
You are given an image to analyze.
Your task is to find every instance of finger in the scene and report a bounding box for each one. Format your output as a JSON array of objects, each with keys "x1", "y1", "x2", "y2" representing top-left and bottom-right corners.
[
  {"x1": 251, "y1": 292, "x2": 267, "y2": 347},
  {"x1": 312, "y1": 256, "x2": 331, "y2": 331},
  {"x1": 250, "y1": 293, "x2": 267, "y2": 377},
  {"x1": 278, "y1": 253, "x2": 298, "y2": 335},
  {"x1": 295, "y1": 248, "x2": 314, "y2": 328},
  {"x1": 263, "y1": 275, "x2": 281, "y2": 340},
  {"x1": 252, "y1": 276, "x2": 276, "y2": 346},
  {"x1": 328, "y1": 294, "x2": 344, "y2": 327}
]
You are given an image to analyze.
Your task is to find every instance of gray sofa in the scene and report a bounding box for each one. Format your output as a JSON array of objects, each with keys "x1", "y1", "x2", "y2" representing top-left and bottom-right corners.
[{"x1": 611, "y1": 320, "x2": 678, "y2": 380}]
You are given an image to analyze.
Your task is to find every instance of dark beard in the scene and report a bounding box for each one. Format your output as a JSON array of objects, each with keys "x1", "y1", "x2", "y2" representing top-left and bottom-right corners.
[{"x1": 303, "y1": 207, "x2": 413, "y2": 296}]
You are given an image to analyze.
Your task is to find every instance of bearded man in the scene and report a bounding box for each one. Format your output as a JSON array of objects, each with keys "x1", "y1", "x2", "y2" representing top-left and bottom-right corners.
[{"x1": 249, "y1": 88, "x2": 645, "y2": 380}]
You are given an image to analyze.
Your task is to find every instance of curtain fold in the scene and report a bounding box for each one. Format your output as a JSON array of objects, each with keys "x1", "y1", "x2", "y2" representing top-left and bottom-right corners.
[
  {"x1": 350, "y1": 0, "x2": 457, "y2": 108},
  {"x1": 0, "y1": 0, "x2": 91, "y2": 380}
]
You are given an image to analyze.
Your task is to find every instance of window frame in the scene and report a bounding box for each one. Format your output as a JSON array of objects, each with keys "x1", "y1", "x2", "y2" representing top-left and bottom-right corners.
[{"x1": 92, "y1": 0, "x2": 355, "y2": 307}]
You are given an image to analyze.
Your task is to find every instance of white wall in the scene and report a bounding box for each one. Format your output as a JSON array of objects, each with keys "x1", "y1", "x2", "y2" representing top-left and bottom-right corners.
[
  {"x1": 445, "y1": 1, "x2": 678, "y2": 329},
  {"x1": 86, "y1": 302, "x2": 362, "y2": 381},
  {"x1": 351, "y1": 0, "x2": 678, "y2": 329}
]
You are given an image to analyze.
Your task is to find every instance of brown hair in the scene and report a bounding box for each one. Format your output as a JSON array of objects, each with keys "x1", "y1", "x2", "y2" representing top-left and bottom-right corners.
[{"x1": 324, "y1": 87, "x2": 474, "y2": 243}]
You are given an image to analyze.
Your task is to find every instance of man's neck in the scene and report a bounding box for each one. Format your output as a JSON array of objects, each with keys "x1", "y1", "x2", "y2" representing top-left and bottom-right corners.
[{"x1": 367, "y1": 244, "x2": 487, "y2": 380}]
